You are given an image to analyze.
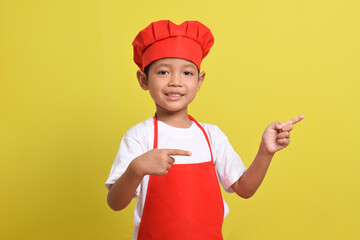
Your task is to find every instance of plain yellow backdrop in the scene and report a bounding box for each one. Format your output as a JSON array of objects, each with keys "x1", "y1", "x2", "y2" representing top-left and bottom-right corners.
[{"x1": 1, "y1": 0, "x2": 359, "y2": 239}]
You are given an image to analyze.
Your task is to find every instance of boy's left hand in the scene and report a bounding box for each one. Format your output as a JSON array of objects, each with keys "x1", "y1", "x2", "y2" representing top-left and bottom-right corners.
[{"x1": 260, "y1": 115, "x2": 305, "y2": 155}]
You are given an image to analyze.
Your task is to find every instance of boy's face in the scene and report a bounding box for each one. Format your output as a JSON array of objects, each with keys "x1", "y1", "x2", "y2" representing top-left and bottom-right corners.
[{"x1": 137, "y1": 58, "x2": 205, "y2": 115}]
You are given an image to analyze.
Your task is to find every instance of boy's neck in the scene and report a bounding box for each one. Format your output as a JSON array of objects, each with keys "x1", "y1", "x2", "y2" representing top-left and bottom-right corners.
[{"x1": 155, "y1": 110, "x2": 192, "y2": 128}]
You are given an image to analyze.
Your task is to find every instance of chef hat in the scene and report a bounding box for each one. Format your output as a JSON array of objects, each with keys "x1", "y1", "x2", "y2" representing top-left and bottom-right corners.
[{"x1": 132, "y1": 20, "x2": 214, "y2": 71}]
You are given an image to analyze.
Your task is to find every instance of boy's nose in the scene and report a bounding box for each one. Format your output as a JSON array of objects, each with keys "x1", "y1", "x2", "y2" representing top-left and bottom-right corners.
[{"x1": 169, "y1": 74, "x2": 182, "y2": 86}]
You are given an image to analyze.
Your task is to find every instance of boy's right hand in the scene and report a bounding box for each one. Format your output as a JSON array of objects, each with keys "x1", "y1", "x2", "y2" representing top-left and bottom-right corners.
[{"x1": 130, "y1": 149, "x2": 192, "y2": 177}]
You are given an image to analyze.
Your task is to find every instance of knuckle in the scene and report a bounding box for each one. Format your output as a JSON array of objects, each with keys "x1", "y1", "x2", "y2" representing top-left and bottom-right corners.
[
  {"x1": 277, "y1": 138, "x2": 289, "y2": 145},
  {"x1": 278, "y1": 132, "x2": 288, "y2": 138}
]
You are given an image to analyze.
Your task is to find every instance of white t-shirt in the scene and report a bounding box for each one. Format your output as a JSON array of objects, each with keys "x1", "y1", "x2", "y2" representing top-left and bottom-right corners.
[{"x1": 105, "y1": 117, "x2": 246, "y2": 239}]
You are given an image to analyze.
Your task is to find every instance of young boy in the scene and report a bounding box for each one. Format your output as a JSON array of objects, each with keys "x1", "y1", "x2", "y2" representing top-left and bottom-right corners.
[{"x1": 105, "y1": 20, "x2": 304, "y2": 240}]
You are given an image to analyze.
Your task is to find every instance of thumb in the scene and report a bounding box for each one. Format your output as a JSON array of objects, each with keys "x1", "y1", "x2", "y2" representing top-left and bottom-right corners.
[
  {"x1": 274, "y1": 121, "x2": 282, "y2": 131},
  {"x1": 268, "y1": 121, "x2": 281, "y2": 130}
]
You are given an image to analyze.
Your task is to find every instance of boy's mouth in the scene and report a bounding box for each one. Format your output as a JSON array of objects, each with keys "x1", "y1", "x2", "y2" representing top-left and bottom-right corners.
[{"x1": 165, "y1": 92, "x2": 184, "y2": 101}]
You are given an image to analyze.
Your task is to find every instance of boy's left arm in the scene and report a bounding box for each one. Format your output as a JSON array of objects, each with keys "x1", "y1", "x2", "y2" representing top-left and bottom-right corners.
[{"x1": 231, "y1": 115, "x2": 305, "y2": 199}]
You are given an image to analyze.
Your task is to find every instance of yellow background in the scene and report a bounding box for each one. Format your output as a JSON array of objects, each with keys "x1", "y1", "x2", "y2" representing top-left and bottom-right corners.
[{"x1": 1, "y1": 0, "x2": 359, "y2": 239}]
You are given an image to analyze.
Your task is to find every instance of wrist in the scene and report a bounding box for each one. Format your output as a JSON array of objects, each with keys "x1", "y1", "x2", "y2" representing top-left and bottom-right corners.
[
  {"x1": 258, "y1": 143, "x2": 275, "y2": 161},
  {"x1": 129, "y1": 157, "x2": 146, "y2": 179}
]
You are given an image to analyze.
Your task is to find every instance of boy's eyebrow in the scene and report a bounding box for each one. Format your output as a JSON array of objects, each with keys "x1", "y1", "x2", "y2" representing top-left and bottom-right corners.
[
  {"x1": 183, "y1": 64, "x2": 197, "y2": 69},
  {"x1": 154, "y1": 63, "x2": 170, "y2": 68},
  {"x1": 154, "y1": 63, "x2": 197, "y2": 69}
]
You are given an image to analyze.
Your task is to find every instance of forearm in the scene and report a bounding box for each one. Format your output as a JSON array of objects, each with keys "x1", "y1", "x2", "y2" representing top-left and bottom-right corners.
[
  {"x1": 232, "y1": 146, "x2": 274, "y2": 199},
  {"x1": 231, "y1": 115, "x2": 304, "y2": 199},
  {"x1": 107, "y1": 161, "x2": 144, "y2": 211}
]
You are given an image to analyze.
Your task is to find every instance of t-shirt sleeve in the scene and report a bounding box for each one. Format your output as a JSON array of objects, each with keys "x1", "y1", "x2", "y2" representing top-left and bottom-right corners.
[
  {"x1": 208, "y1": 125, "x2": 247, "y2": 193},
  {"x1": 104, "y1": 134, "x2": 146, "y2": 197}
]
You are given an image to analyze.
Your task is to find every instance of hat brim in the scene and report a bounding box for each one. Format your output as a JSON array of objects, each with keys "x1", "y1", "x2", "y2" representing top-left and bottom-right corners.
[{"x1": 142, "y1": 36, "x2": 203, "y2": 71}]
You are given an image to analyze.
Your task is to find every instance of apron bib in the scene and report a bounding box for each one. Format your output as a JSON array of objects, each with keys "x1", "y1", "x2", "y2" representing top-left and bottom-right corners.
[{"x1": 137, "y1": 115, "x2": 224, "y2": 240}]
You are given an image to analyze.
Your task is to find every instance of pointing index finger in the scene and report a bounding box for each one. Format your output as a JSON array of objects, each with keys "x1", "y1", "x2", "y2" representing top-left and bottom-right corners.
[
  {"x1": 281, "y1": 115, "x2": 305, "y2": 127},
  {"x1": 165, "y1": 149, "x2": 192, "y2": 156}
]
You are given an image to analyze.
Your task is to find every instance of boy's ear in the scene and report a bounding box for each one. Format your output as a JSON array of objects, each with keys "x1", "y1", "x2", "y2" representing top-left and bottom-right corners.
[
  {"x1": 197, "y1": 71, "x2": 206, "y2": 92},
  {"x1": 137, "y1": 70, "x2": 149, "y2": 90}
]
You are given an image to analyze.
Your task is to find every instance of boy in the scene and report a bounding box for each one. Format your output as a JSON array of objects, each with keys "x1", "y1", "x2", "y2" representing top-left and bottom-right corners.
[{"x1": 105, "y1": 20, "x2": 304, "y2": 240}]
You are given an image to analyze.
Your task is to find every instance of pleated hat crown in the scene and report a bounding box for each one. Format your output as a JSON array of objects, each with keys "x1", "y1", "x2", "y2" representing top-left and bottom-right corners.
[{"x1": 132, "y1": 20, "x2": 214, "y2": 71}]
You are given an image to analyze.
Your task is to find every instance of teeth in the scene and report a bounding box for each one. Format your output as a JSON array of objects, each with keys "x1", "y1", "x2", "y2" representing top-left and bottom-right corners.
[{"x1": 167, "y1": 94, "x2": 182, "y2": 97}]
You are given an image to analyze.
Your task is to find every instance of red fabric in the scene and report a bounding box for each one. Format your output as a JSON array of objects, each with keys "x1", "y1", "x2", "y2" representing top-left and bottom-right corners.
[
  {"x1": 132, "y1": 20, "x2": 214, "y2": 71},
  {"x1": 153, "y1": 115, "x2": 158, "y2": 149},
  {"x1": 189, "y1": 115, "x2": 214, "y2": 163},
  {"x1": 137, "y1": 115, "x2": 224, "y2": 240}
]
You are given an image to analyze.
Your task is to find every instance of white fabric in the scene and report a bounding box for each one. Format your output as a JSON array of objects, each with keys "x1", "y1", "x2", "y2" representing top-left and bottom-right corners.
[{"x1": 105, "y1": 117, "x2": 247, "y2": 239}]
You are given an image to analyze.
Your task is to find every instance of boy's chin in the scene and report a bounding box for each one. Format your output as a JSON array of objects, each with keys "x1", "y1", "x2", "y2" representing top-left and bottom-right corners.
[{"x1": 155, "y1": 105, "x2": 189, "y2": 115}]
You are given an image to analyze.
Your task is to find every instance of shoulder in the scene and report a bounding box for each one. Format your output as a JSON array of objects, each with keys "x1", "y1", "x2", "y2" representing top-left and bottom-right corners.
[
  {"x1": 198, "y1": 122, "x2": 229, "y2": 147},
  {"x1": 115, "y1": 117, "x2": 154, "y2": 156},
  {"x1": 200, "y1": 122, "x2": 226, "y2": 138},
  {"x1": 124, "y1": 117, "x2": 154, "y2": 139},
  {"x1": 119, "y1": 117, "x2": 154, "y2": 151}
]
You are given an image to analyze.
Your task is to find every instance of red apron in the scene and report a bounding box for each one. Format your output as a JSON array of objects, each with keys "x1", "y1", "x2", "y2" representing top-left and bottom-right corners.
[{"x1": 137, "y1": 115, "x2": 224, "y2": 240}]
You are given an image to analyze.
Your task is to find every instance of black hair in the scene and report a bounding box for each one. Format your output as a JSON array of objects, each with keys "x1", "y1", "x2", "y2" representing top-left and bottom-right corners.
[{"x1": 144, "y1": 63, "x2": 152, "y2": 79}]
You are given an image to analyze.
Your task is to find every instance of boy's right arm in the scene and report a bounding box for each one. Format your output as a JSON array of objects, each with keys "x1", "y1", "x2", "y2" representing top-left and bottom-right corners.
[
  {"x1": 106, "y1": 159, "x2": 144, "y2": 211},
  {"x1": 107, "y1": 148, "x2": 191, "y2": 211}
]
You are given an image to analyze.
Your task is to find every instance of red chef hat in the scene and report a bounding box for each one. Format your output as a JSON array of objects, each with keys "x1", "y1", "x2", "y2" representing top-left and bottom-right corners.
[{"x1": 132, "y1": 20, "x2": 214, "y2": 71}]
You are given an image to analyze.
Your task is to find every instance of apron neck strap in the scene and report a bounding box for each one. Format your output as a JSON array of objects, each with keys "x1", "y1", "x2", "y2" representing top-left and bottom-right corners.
[
  {"x1": 153, "y1": 115, "x2": 158, "y2": 149},
  {"x1": 188, "y1": 115, "x2": 214, "y2": 164}
]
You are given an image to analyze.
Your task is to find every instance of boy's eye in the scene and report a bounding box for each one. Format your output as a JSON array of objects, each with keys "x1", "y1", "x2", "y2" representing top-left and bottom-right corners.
[
  {"x1": 184, "y1": 71, "x2": 193, "y2": 76},
  {"x1": 158, "y1": 70, "x2": 169, "y2": 75}
]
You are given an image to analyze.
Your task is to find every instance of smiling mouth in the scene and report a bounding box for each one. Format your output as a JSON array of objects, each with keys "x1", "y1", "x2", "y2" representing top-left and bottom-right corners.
[
  {"x1": 165, "y1": 93, "x2": 184, "y2": 101},
  {"x1": 165, "y1": 93, "x2": 184, "y2": 97}
]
